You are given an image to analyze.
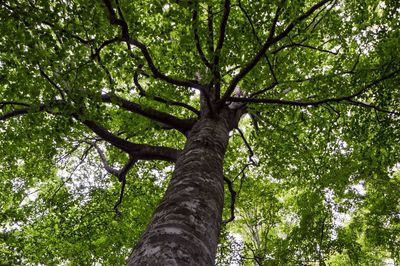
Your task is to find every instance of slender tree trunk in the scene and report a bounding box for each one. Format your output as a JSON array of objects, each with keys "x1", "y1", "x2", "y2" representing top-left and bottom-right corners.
[{"x1": 127, "y1": 109, "x2": 239, "y2": 265}]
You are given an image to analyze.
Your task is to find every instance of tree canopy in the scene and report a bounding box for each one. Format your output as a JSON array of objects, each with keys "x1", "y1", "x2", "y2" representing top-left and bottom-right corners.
[{"x1": 1, "y1": 0, "x2": 399, "y2": 265}]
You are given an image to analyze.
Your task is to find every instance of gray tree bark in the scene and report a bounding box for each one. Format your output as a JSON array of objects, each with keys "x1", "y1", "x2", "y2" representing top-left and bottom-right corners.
[{"x1": 127, "y1": 108, "x2": 241, "y2": 265}]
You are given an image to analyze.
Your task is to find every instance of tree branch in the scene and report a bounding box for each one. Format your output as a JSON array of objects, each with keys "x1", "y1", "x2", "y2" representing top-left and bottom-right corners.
[
  {"x1": 91, "y1": 141, "x2": 121, "y2": 177},
  {"x1": 91, "y1": 36, "x2": 120, "y2": 60},
  {"x1": 101, "y1": 0, "x2": 207, "y2": 92},
  {"x1": 0, "y1": 102, "x2": 181, "y2": 162},
  {"x1": 220, "y1": 0, "x2": 330, "y2": 104},
  {"x1": 134, "y1": 71, "x2": 200, "y2": 116},
  {"x1": 101, "y1": 93, "x2": 196, "y2": 134},
  {"x1": 213, "y1": 0, "x2": 231, "y2": 100},
  {"x1": 192, "y1": 6, "x2": 212, "y2": 69},
  {"x1": 228, "y1": 69, "x2": 400, "y2": 113},
  {"x1": 238, "y1": 0, "x2": 278, "y2": 84},
  {"x1": 222, "y1": 175, "x2": 237, "y2": 224},
  {"x1": 91, "y1": 141, "x2": 136, "y2": 216},
  {"x1": 271, "y1": 41, "x2": 338, "y2": 55},
  {"x1": 39, "y1": 67, "x2": 66, "y2": 100},
  {"x1": 0, "y1": 104, "x2": 48, "y2": 121},
  {"x1": 207, "y1": 4, "x2": 214, "y2": 55},
  {"x1": 81, "y1": 119, "x2": 180, "y2": 162},
  {"x1": 0, "y1": 101, "x2": 30, "y2": 108},
  {"x1": 236, "y1": 127, "x2": 257, "y2": 165}
]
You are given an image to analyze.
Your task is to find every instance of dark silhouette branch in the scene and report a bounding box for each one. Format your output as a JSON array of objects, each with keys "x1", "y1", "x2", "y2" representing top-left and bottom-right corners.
[
  {"x1": 101, "y1": 93, "x2": 196, "y2": 134},
  {"x1": 347, "y1": 99, "x2": 400, "y2": 116},
  {"x1": 220, "y1": 0, "x2": 330, "y2": 104},
  {"x1": 41, "y1": 21, "x2": 95, "y2": 45},
  {"x1": 0, "y1": 104, "x2": 48, "y2": 121},
  {"x1": 91, "y1": 37, "x2": 120, "y2": 60},
  {"x1": 249, "y1": 82, "x2": 278, "y2": 98},
  {"x1": 0, "y1": 101, "x2": 30, "y2": 108},
  {"x1": 114, "y1": 176, "x2": 126, "y2": 218}
]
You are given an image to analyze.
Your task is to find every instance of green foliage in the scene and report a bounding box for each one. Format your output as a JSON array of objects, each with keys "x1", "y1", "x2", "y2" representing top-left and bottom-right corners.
[{"x1": 1, "y1": 0, "x2": 400, "y2": 265}]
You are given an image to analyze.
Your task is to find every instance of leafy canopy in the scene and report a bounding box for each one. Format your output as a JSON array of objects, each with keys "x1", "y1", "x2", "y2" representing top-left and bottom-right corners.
[{"x1": 1, "y1": 0, "x2": 399, "y2": 265}]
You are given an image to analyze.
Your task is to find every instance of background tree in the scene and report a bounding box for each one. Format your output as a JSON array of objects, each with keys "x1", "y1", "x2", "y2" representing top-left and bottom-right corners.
[{"x1": 1, "y1": 0, "x2": 399, "y2": 265}]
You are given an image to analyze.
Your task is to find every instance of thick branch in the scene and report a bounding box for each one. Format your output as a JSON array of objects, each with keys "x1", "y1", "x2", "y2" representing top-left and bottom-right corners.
[
  {"x1": 81, "y1": 120, "x2": 180, "y2": 162},
  {"x1": 220, "y1": 0, "x2": 330, "y2": 104},
  {"x1": 0, "y1": 101, "x2": 180, "y2": 162},
  {"x1": 101, "y1": 93, "x2": 196, "y2": 134}
]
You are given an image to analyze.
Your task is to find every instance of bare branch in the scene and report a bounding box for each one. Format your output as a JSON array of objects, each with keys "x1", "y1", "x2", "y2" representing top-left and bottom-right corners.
[
  {"x1": 0, "y1": 101, "x2": 181, "y2": 162},
  {"x1": 41, "y1": 21, "x2": 95, "y2": 45},
  {"x1": 347, "y1": 99, "x2": 400, "y2": 116},
  {"x1": 249, "y1": 82, "x2": 278, "y2": 98},
  {"x1": 91, "y1": 37, "x2": 120, "y2": 60},
  {"x1": 238, "y1": 0, "x2": 278, "y2": 84}
]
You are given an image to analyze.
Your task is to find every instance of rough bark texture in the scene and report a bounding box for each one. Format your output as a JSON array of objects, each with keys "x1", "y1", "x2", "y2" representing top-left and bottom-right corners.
[{"x1": 127, "y1": 109, "x2": 238, "y2": 265}]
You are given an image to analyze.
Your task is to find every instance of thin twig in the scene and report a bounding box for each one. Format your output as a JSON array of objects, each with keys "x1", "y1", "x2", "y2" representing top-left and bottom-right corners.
[
  {"x1": 222, "y1": 175, "x2": 236, "y2": 224},
  {"x1": 236, "y1": 127, "x2": 257, "y2": 165}
]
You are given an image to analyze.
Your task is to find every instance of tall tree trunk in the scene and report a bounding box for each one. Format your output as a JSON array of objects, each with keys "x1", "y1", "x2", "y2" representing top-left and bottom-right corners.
[{"x1": 127, "y1": 109, "x2": 239, "y2": 265}]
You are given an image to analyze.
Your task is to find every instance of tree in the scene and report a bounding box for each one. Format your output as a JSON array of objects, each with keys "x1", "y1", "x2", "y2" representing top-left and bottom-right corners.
[{"x1": 1, "y1": 0, "x2": 399, "y2": 265}]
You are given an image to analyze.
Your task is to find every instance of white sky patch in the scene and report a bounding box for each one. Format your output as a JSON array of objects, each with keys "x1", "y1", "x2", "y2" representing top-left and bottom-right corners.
[
  {"x1": 162, "y1": 4, "x2": 170, "y2": 12},
  {"x1": 351, "y1": 181, "x2": 366, "y2": 196}
]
